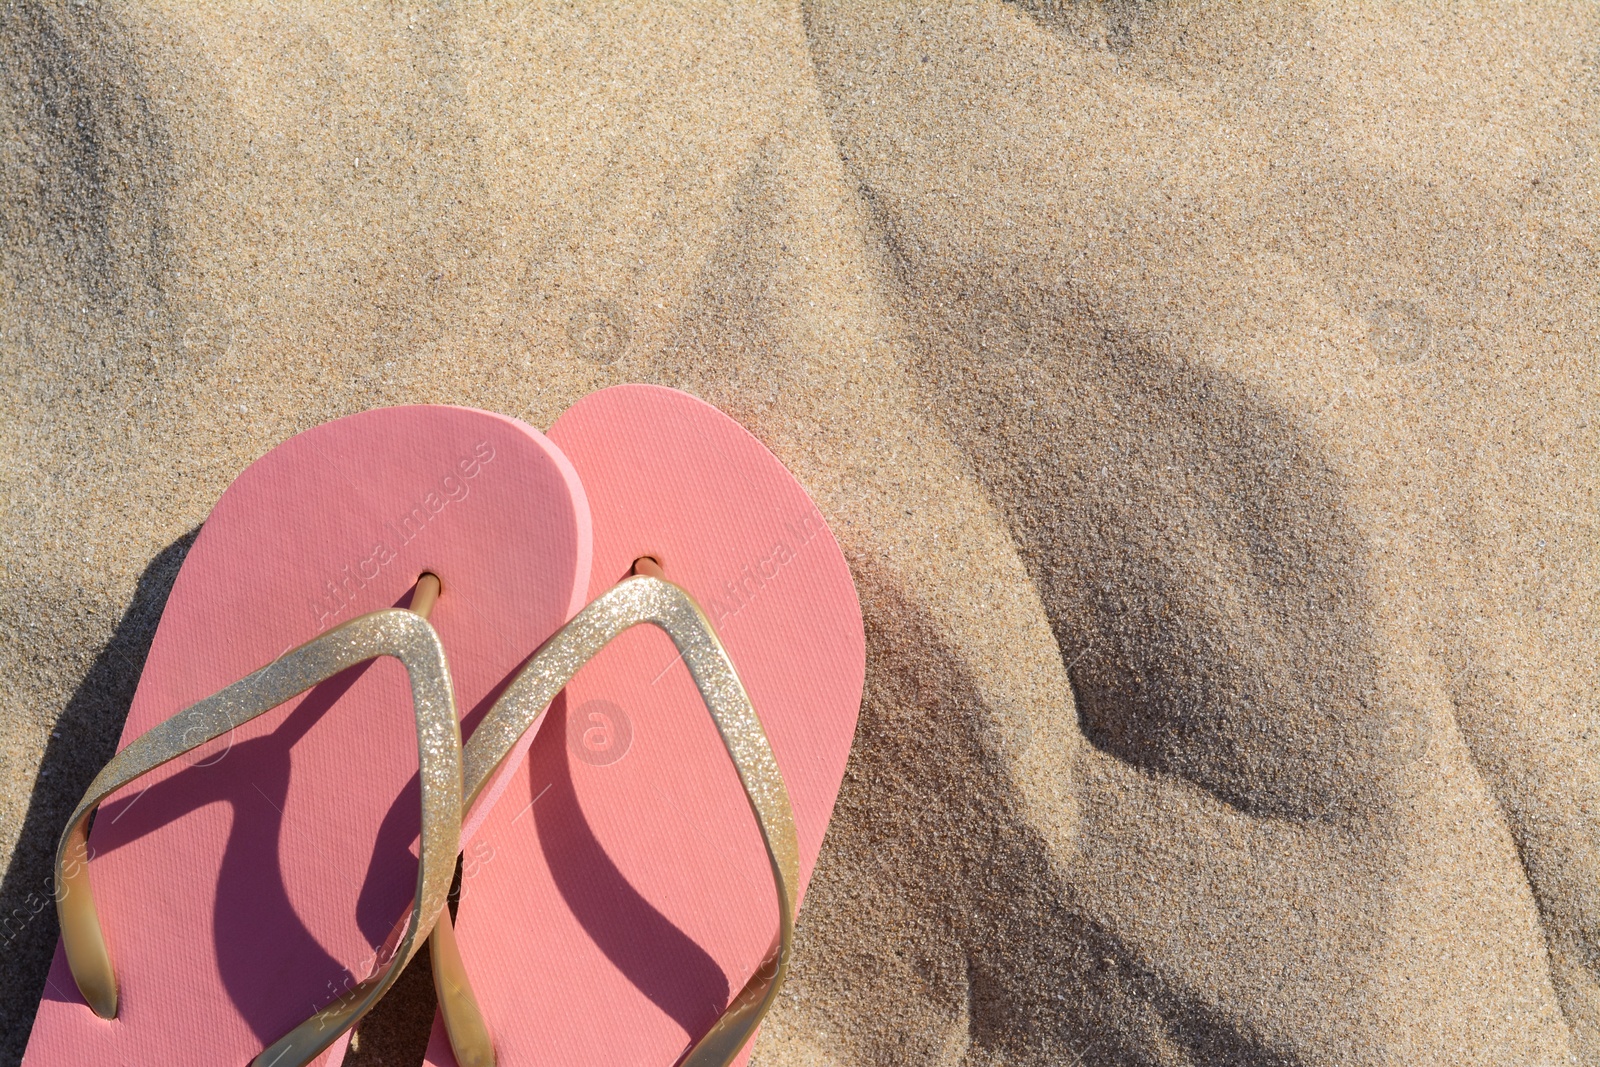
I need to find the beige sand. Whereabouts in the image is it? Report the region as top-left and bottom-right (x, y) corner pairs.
(2, 2), (1597, 1064)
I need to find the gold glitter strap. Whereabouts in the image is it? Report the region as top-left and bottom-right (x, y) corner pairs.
(431, 575), (799, 1067)
(55, 607), (462, 1067)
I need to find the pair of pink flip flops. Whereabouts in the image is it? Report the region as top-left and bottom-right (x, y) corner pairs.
(23, 385), (865, 1067)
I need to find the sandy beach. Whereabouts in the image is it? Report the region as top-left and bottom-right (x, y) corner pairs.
(3, 2), (1597, 1064)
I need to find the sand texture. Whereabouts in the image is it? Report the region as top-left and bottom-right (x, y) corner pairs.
(3, 2), (1598, 1064)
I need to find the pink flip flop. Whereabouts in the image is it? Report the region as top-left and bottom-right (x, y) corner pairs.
(23, 406), (590, 1067)
(421, 385), (864, 1067)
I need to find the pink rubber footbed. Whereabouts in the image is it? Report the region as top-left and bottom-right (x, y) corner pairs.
(423, 385), (865, 1067)
(23, 406), (590, 1067)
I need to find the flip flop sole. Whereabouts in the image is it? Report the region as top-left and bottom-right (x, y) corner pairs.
(427, 385), (864, 1066)
(23, 405), (589, 1067)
